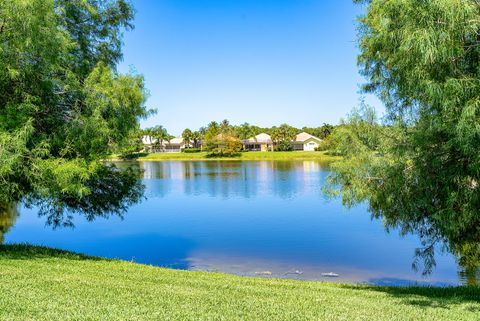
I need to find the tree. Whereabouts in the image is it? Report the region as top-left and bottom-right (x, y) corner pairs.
(319, 123), (334, 139)
(302, 124), (334, 140)
(271, 124), (297, 151)
(329, 0), (480, 273)
(219, 119), (231, 134)
(0, 0), (150, 226)
(117, 126), (145, 157)
(146, 126), (170, 152)
(203, 122), (220, 152)
(209, 134), (243, 156)
(182, 128), (193, 148)
(191, 131), (203, 149)
(203, 120), (242, 156)
(236, 122), (254, 141)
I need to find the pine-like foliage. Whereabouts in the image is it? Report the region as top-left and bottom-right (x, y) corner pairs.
(329, 0), (480, 273)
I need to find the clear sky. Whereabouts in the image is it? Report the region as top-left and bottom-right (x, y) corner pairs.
(118, 0), (383, 135)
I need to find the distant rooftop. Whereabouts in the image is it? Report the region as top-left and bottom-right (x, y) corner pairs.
(245, 133), (272, 144)
(295, 132), (321, 142)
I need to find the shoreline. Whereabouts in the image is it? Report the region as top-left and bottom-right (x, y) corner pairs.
(1, 244), (478, 320)
(110, 151), (342, 162)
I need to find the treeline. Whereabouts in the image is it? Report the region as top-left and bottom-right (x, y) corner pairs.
(120, 120), (335, 156)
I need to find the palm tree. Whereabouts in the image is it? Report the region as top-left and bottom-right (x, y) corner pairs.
(220, 119), (230, 134)
(192, 131), (203, 148)
(271, 124), (296, 151)
(182, 128), (193, 148)
(320, 123), (334, 139)
(238, 122), (253, 140)
(150, 125), (169, 152)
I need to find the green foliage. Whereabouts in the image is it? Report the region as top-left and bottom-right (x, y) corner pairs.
(271, 124), (297, 151)
(116, 127), (145, 157)
(202, 120), (243, 156)
(144, 126), (172, 151)
(191, 131), (203, 148)
(328, 0), (480, 273)
(0, 204), (17, 243)
(302, 123), (334, 139)
(181, 128), (193, 147)
(148, 122), (331, 154)
(0, 0), (149, 225)
(235, 122), (254, 140)
(183, 148), (201, 153)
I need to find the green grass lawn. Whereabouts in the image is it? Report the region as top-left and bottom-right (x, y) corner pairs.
(115, 151), (341, 162)
(1, 245), (479, 321)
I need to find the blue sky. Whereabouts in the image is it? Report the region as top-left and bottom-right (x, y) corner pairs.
(118, 0), (383, 135)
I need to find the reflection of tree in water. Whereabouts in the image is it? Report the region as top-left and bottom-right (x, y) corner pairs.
(0, 203), (18, 243)
(454, 243), (480, 286)
(19, 164), (145, 228)
(140, 161), (327, 200)
(271, 161), (299, 199)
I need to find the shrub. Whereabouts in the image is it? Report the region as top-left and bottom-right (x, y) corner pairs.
(275, 141), (293, 151)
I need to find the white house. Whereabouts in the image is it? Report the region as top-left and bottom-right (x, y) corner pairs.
(293, 132), (322, 151)
(142, 136), (190, 153)
(243, 132), (322, 152)
(164, 137), (186, 152)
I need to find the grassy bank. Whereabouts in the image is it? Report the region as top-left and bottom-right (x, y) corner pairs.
(115, 151), (341, 161)
(1, 245), (479, 320)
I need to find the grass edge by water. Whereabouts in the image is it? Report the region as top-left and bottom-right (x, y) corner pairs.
(0, 244), (479, 320)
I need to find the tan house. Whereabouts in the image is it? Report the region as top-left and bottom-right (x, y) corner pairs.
(243, 133), (274, 152)
(293, 132), (322, 151)
(243, 132), (322, 152)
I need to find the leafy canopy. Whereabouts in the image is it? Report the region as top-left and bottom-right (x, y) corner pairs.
(328, 0), (480, 273)
(0, 0), (151, 226)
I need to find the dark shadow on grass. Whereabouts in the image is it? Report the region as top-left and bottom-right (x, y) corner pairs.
(0, 244), (106, 261)
(339, 282), (480, 310)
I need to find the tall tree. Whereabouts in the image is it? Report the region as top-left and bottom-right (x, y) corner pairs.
(329, 0), (480, 272)
(182, 128), (193, 148)
(191, 131), (203, 149)
(219, 119), (231, 134)
(149, 126), (170, 151)
(236, 122), (254, 140)
(271, 124), (297, 151)
(0, 0), (150, 226)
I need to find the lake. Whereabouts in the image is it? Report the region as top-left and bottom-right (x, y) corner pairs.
(3, 160), (471, 286)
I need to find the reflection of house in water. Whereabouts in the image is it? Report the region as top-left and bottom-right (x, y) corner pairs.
(138, 161), (328, 201)
(303, 161), (321, 172)
(140, 161), (167, 179)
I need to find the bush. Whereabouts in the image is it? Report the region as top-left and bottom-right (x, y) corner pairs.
(183, 148), (201, 153)
(275, 141), (293, 151)
(315, 143), (328, 152)
(205, 134), (243, 156)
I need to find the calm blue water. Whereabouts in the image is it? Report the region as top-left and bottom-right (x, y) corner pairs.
(5, 161), (463, 285)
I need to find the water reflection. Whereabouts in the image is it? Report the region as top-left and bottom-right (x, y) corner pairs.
(3, 160), (479, 286)
(138, 160), (330, 200)
(0, 204), (18, 243)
